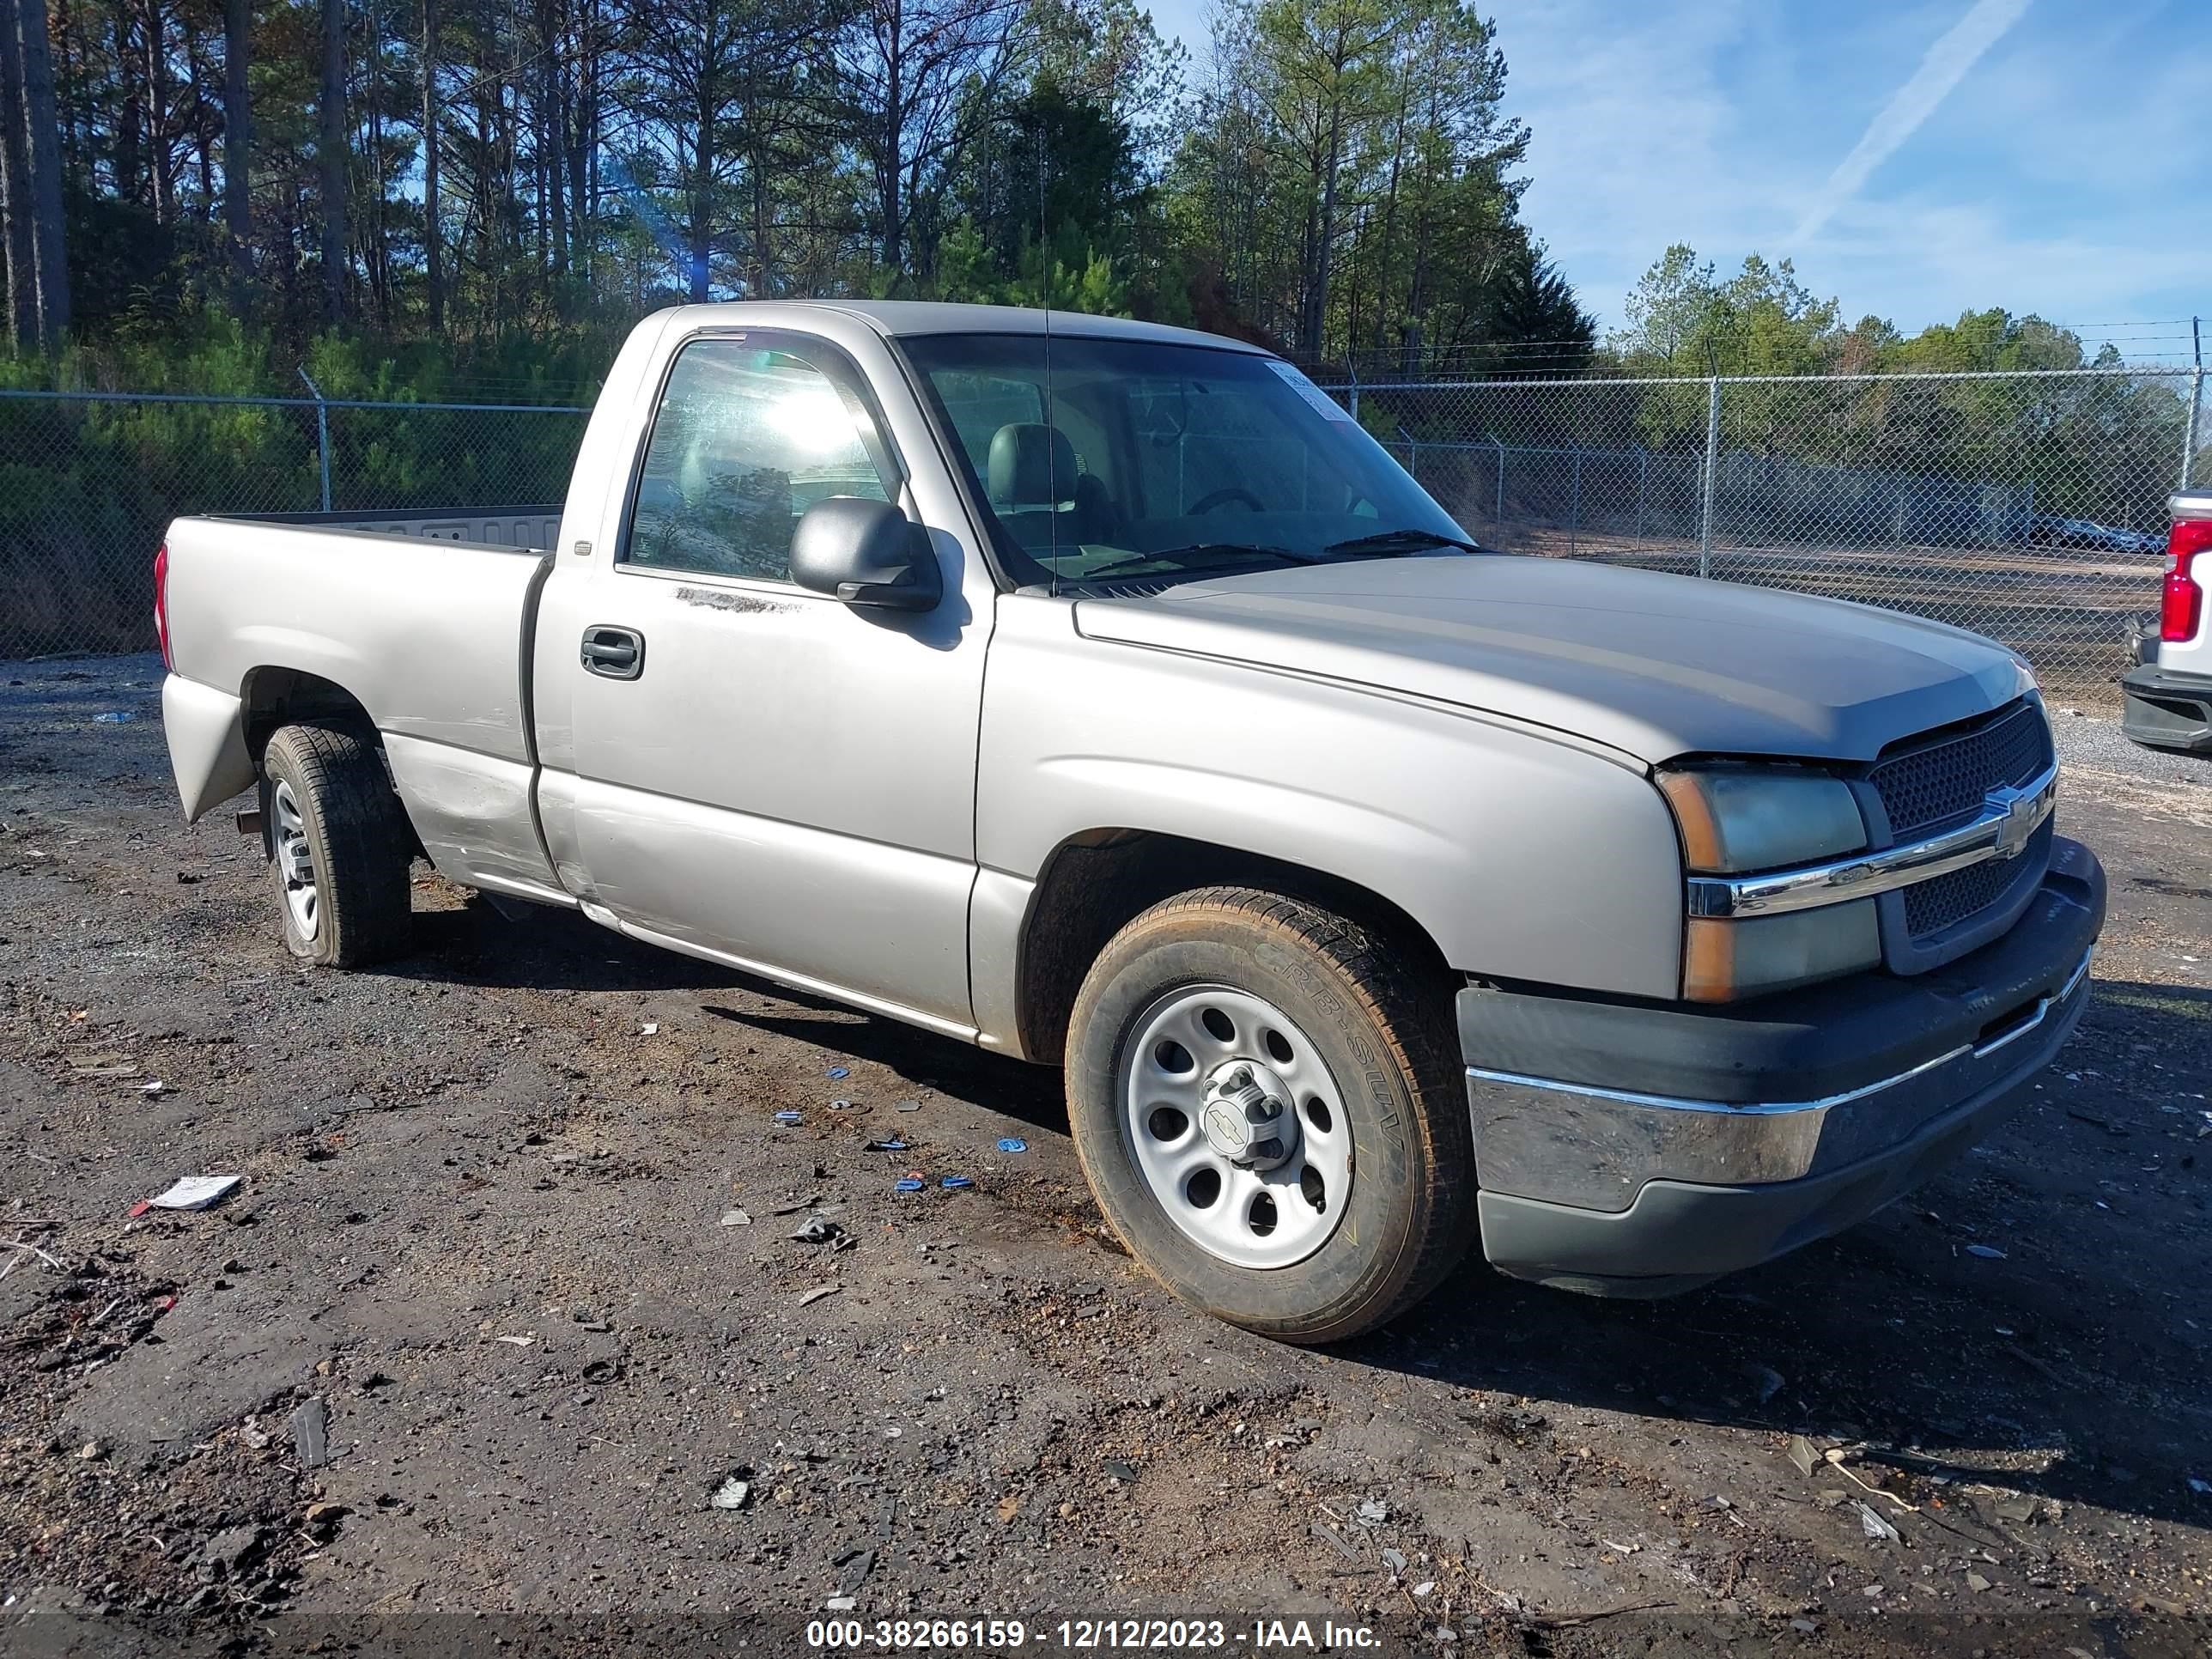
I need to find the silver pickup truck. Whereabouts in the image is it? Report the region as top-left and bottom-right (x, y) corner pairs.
(157, 301), (2106, 1341)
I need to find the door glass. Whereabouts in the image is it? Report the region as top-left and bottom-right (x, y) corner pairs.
(624, 341), (894, 582)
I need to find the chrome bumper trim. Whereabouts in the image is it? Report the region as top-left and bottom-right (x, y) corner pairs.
(1686, 761), (2059, 920)
(1465, 948), (2093, 1210)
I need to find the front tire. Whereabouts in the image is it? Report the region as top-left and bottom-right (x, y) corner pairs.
(1065, 887), (1477, 1343)
(259, 721), (414, 969)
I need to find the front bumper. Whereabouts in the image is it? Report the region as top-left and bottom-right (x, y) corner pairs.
(1462, 836), (2106, 1296)
(2122, 661), (2212, 755)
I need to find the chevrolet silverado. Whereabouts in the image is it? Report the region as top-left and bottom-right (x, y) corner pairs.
(156, 301), (2106, 1341)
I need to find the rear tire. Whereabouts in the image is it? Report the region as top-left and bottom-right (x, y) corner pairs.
(1065, 886), (1477, 1343)
(259, 721), (413, 969)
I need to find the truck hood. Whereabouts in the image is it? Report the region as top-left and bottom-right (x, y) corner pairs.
(1073, 555), (2033, 764)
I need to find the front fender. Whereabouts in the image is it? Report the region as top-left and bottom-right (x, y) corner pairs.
(976, 601), (1686, 1001)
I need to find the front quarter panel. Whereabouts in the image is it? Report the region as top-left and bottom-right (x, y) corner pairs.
(977, 597), (1686, 1000)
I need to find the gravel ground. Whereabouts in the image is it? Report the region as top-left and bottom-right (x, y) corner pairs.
(3, 656), (2209, 1658)
(2052, 704), (2212, 792)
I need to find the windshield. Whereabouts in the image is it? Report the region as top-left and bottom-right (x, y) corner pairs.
(898, 332), (1476, 589)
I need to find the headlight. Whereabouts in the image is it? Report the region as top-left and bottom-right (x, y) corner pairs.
(1656, 765), (1864, 872)
(1658, 763), (1878, 1002)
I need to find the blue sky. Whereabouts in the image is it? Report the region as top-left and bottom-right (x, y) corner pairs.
(1144, 0), (2212, 353)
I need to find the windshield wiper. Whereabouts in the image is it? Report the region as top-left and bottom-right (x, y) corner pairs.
(1080, 542), (1328, 580)
(1322, 528), (1484, 556)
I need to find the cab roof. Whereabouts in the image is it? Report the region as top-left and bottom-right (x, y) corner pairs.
(656, 299), (1273, 356)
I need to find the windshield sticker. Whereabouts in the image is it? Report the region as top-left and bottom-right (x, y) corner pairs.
(1266, 359), (1357, 422)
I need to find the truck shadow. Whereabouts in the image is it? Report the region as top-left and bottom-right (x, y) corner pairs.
(399, 897), (750, 994)
(1352, 1234), (2209, 1535)
(696, 957), (2212, 1540)
(1350, 975), (2212, 1535)
(398, 899), (2211, 1531)
(402, 895), (1078, 1132)
(700, 1000), (1072, 1133)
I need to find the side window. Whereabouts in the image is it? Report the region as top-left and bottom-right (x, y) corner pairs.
(624, 339), (895, 582)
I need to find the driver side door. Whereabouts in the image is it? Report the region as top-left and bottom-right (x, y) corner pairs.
(535, 327), (990, 1035)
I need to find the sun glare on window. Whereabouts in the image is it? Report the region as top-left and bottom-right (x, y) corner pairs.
(778, 384), (857, 455)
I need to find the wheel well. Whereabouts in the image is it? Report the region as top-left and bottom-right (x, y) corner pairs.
(1015, 830), (1451, 1065)
(238, 668), (376, 763)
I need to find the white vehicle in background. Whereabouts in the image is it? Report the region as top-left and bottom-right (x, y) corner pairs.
(2123, 489), (2212, 753)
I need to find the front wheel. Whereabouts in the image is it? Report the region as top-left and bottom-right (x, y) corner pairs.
(1065, 887), (1477, 1343)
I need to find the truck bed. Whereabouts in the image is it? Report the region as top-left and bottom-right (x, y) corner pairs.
(161, 511), (566, 902)
(164, 512), (554, 763)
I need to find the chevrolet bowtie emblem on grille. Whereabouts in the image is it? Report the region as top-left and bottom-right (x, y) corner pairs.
(1985, 778), (2047, 860)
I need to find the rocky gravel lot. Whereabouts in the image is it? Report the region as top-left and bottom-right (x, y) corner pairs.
(3, 656), (2210, 1657)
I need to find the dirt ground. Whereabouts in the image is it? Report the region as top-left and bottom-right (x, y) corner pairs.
(3, 656), (2210, 1658)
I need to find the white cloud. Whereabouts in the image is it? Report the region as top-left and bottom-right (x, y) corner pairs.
(1506, 0), (2209, 334)
(1499, 0), (1796, 325)
(1809, 193), (2210, 337)
(1149, 0), (2209, 335)
(1789, 0), (2033, 243)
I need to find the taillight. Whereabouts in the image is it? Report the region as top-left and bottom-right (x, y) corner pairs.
(153, 542), (173, 670)
(2162, 519), (2212, 643)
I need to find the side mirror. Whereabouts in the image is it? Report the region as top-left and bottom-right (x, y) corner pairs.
(790, 496), (943, 612)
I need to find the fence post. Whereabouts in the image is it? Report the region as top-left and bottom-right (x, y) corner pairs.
(1346, 361), (1359, 423)
(1493, 437), (1505, 526)
(1635, 447), (1648, 538)
(2185, 316), (2203, 491)
(1698, 374), (1722, 579)
(298, 368), (332, 513)
(1569, 446), (1582, 555)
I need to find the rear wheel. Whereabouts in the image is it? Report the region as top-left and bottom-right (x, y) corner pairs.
(1065, 886), (1477, 1343)
(258, 721), (413, 968)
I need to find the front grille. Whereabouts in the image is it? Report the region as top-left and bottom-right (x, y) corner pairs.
(1869, 699), (2055, 952)
(1869, 700), (2051, 839)
(1902, 820), (2053, 938)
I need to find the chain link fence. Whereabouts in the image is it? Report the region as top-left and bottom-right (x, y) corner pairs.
(1326, 364), (2208, 708)
(3, 366), (2206, 707)
(0, 390), (588, 659)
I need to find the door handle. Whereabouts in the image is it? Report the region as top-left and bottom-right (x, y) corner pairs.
(580, 625), (644, 680)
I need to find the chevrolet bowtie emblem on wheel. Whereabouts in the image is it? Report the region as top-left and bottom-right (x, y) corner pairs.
(1987, 777), (2051, 860)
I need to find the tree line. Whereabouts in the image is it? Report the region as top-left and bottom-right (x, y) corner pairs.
(11, 0), (2180, 396)
(1376, 242), (2203, 543)
(0, 0), (1603, 377)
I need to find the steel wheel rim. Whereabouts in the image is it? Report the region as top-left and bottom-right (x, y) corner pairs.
(1116, 984), (1352, 1269)
(271, 779), (319, 940)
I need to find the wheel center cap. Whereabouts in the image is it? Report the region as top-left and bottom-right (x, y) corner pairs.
(279, 837), (314, 883)
(1198, 1060), (1297, 1171)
